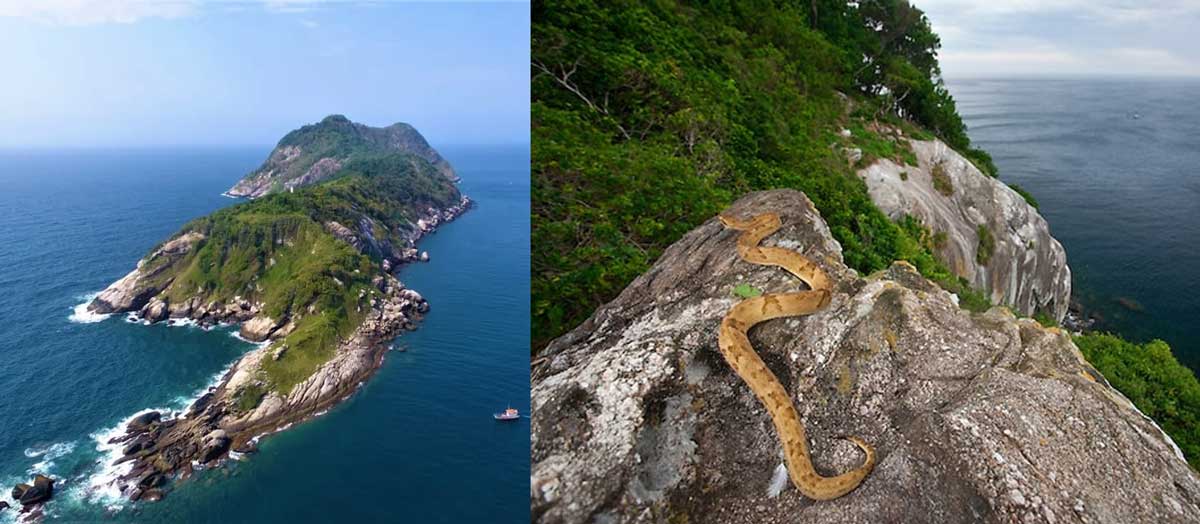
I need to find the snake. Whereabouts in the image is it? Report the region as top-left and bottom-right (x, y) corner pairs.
(717, 212), (876, 500)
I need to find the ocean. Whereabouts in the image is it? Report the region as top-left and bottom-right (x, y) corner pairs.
(948, 77), (1200, 371)
(0, 144), (530, 522)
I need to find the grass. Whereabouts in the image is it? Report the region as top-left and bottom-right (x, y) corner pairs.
(849, 122), (918, 168)
(135, 154), (453, 395)
(976, 224), (995, 266)
(234, 382), (268, 413)
(932, 162), (954, 196)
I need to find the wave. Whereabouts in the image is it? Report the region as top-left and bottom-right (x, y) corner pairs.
(229, 329), (271, 347)
(67, 292), (110, 324)
(23, 441), (77, 476)
(73, 357), (243, 511)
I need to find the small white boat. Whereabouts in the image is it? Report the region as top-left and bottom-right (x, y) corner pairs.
(493, 407), (520, 421)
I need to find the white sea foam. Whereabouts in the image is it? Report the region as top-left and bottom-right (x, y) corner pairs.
(167, 317), (199, 328)
(229, 329), (270, 347)
(68, 292), (110, 324)
(83, 407), (167, 506)
(73, 358), (244, 510)
(23, 441), (77, 476)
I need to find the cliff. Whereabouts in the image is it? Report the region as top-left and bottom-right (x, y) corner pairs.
(225, 115), (457, 199)
(86, 120), (470, 502)
(531, 190), (1198, 523)
(856, 134), (1071, 321)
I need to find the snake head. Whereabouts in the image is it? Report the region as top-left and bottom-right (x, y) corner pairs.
(719, 212), (780, 230)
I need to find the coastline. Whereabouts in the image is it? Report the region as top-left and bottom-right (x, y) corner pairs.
(78, 195), (473, 503)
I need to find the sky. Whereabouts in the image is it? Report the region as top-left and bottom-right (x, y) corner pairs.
(918, 0), (1200, 78)
(0, 1), (530, 148)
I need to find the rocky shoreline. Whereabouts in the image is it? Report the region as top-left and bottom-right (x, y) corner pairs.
(81, 196), (472, 502)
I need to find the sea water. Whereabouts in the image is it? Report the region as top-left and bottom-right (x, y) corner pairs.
(949, 77), (1200, 371)
(0, 145), (530, 522)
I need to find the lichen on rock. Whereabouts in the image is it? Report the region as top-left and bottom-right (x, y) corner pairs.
(531, 189), (1199, 523)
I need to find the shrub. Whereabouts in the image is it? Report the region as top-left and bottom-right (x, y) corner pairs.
(931, 162), (953, 196)
(1075, 333), (1200, 468)
(976, 224), (995, 266)
(1008, 183), (1040, 209)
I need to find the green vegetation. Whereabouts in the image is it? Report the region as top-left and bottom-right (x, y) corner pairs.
(975, 224), (995, 266)
(1076, 333), (1200, 468)
(532, 0), (996, 350)
(1032, 311), (1058, 328)
(1008, 182), (1039, 209)
(848, 122), (917, 167)
(931, 162), (953, 196)
(145, 152), (458, 397)
(234, 383), (268, 412)
(250, 115), (441, 191)
(732, 284), (763, 299)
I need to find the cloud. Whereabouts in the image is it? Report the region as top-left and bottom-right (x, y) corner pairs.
(920, 0), (1200, 77)
(0, 0), (198, 25)
(263, 0), (325, 14)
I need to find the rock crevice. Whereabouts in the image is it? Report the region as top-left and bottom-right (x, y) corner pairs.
(531, 189), (1197, 524)
(857, 139), (1070, 321)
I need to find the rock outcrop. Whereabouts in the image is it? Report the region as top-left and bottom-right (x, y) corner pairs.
(531, 190), (1198, 523)
(88, 231), (205, 314)
(10, 474), (54, 508)
(225, 115), (457, 199)
(857, 138), (1070, 321)
(103, 272), (424, 502)
(321, 195), (471, 268)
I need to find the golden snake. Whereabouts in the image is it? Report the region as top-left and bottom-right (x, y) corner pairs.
(717, 212), (875, 500)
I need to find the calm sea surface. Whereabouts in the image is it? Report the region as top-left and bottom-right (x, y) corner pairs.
(0, 144), (530, 522)
(949, 77), (1200, 370)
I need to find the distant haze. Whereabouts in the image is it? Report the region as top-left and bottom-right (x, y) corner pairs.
(0, 1), (530, 148)
(919, 0), (1200, 78)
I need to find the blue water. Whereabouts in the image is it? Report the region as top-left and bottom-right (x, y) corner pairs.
(948, 77), (1200, 370)
(0, 145), (530, 522)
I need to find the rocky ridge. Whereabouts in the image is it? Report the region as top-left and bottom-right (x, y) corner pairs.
(856, 134), (1071, 321)
(102, 272), (422, 503)
(531, 190), (1198, 523)
(225, 115), (458, 199)
(84, 189), (470, 502)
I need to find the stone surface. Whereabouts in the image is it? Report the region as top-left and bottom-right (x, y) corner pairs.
(531, 189), (1198, 523)
(100, 272), (428, 501)
(858, 139), (1070, 321)
(239, 315), (282, 342)
(88, 231), (204, 314)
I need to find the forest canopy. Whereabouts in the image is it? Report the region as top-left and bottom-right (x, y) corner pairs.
(532, 0), (990, 350)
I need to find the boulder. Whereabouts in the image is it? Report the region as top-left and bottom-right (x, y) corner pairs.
(858, 138), (1070, 321)
(240, 315), (282, 342)
(11, 484), (28, 501)
(138, 473), (165, 489)
(419, 251), (430, 262)
(141, 488), (165, 502)
(123, 435), (152, 456)
(126, 411), (161, 433)
(531, 190), (1200, 523)
(140, 297), (169, 323)
(0, 500), (9, 511)
(16, 475), (52, 506)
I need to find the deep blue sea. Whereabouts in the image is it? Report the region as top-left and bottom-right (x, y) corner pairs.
(949, 77), (1200, 370)
(0, 144), (530, 522)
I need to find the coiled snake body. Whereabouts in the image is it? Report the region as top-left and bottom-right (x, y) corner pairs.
(717, 212), (875, 500)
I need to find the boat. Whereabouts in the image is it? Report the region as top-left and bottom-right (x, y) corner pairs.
(494, 407), (520, 421)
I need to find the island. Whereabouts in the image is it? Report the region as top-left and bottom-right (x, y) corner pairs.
(84, 114), (470, 502)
